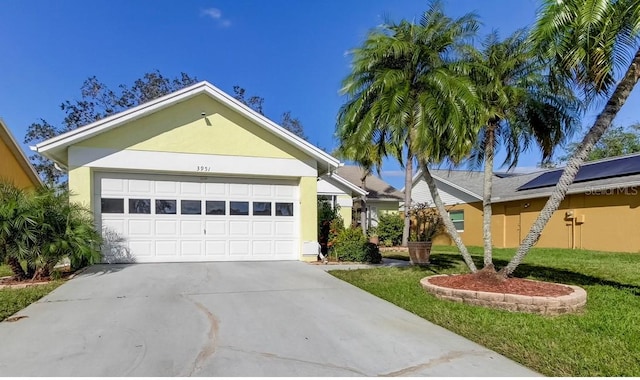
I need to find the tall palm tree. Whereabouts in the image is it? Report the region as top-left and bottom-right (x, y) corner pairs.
(466, 30), (580, 271)
(337, 1), (482, 272)
(503, 0), (640, 276)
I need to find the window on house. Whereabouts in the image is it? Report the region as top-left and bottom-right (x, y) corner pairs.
(156, 200), (177, 214)
(230, 201), (249, 215)
(275, 202), (294, 216)
(253, 202), (272, 216)
(450, 210), (464, 231)
(129, 199), (151, 214)
(181, 200), (202, 215)
(101, 198), (124, 214)
(206, 201), (226, 215)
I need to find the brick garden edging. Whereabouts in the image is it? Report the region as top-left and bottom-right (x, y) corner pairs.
(420, 275), (587, 316)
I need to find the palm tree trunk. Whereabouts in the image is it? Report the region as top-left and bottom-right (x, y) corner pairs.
(482, 125), (496, 268)
(6, 256), (27, 281)
(421, 161), (477, 273)
(402, 150), (413, 246)
(360, 177), (367, 235)
(501, 46), (640, 277)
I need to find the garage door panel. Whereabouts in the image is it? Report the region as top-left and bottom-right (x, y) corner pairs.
(129, 241), (153, 257)
(205, 241), (226, 256)
(229, 221), (249, 236)
(229, 240), (250, 256)
(252, 241), (273, 255)
(181, 240), (203, 256)
(97, 173), (299, 262)
(156, 241), (177, 256)
(128, 220), (153, 236)
(156, 220), (178, 235)
(180, 220), (202, 236)
(252, 221), (273, 235)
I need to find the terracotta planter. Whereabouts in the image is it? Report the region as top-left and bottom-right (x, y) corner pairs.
(369, 236), (379, 245)
(407, 241), (432, 265)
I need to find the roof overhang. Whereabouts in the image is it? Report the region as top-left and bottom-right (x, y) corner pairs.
(31, 81), (341, 172)
(0, 118), (42, 186)
(407, 168), (482, 201)
(319, 173), (368, 196)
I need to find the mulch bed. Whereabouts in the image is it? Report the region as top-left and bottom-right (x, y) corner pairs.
(429, 274), (574, 297)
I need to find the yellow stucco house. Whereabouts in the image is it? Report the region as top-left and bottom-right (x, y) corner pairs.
(0, 119), (41, 189)
(410, 155), (640, 253)
(32, 81), (345, 263)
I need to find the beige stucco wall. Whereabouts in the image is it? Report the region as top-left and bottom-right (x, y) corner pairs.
(337, 194), (353, 228)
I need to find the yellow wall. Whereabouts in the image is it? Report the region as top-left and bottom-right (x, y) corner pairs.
(436, 190), (640, 253)
(299, 176), (318, 261)
(68, 166), (92, 208)
(0, 137), (38, 189)
(369, 201), (401, 216)
(77, 94), (310, 162)
(337, 194), (353, 228)
(432, 202), (484, 246)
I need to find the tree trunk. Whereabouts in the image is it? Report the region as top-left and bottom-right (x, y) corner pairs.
(421, 161), (477, 273)
(482, 125), (496, 268)
(360, 177), (367, 235)
(6, 256), (27, 281)
(501, 46), (640, 277)
(402, 150), (413, 247)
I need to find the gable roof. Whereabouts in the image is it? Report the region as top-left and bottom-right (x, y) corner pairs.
(335, 165), (404, 201)
(406, 168), (486, 201)
(32, 81), (341, 171)
(0, 118), (41, 186)
(318, 173), (368, 196)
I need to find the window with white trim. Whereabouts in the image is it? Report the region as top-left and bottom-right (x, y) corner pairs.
(450, 210), (464, 232)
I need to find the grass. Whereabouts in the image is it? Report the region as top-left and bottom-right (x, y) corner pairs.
(332, 245), (640, 377)
(0, 263), (64, 321)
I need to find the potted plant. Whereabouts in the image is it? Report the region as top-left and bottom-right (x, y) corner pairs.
(407, 203), (443, 265)
(367, 226), (379, 245)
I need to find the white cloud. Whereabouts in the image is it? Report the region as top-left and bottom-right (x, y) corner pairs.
(201, 7), (231, 28)
(201, 8), (221, 19)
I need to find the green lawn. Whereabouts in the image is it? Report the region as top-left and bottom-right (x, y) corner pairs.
(333, 246), (640, 377)
(0, 264), (64, 321)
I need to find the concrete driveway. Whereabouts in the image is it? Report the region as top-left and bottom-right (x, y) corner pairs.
(0, 262), (538, 376)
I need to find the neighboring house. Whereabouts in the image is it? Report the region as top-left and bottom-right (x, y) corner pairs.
(32, 81), (342, 263)
(410, 154), (640, 253)
(334, 165), (404, 228)
(317, 171), (367, 228)
(0, 118), (41, 188)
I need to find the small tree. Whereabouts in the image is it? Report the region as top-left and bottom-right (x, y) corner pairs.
(408, 203), (444, 242)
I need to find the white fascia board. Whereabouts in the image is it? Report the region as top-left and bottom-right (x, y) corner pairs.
(331, 174), (368, 196)
(430, 175), (482, 200)
(33, 81), (340, 169)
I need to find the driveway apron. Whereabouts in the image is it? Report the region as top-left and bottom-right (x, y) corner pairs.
(0, 262), (539, 376)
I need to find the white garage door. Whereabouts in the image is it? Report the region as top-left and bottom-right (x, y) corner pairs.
(95, 173), (299, 263)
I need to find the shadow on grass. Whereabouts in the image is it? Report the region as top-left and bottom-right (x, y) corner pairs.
(403, 253), (640, 296)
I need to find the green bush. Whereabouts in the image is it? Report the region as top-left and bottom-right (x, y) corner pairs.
(377, 213), (404, 246)
(364, 242), (382, 264)
(333, 227), (375, 262)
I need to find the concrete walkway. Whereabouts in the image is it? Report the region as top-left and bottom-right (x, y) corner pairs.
(0, 261), (539, 376)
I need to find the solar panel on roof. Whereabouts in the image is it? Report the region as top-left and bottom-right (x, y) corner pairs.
(517, 154), (640, 191)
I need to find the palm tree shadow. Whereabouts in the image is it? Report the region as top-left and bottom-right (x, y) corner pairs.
(423, 253), (640, 296)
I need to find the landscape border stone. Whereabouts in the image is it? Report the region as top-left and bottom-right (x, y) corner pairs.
(420, 274), (587, 316)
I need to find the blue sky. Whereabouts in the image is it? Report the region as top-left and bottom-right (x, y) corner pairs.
(1, 0), (639, 189)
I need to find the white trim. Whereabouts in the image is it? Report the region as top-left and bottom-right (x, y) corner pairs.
(406, 168), (482, 200)
(33, 81), (340, 169)
(69, 147), (317, 178)
(319, 173), (367, 196)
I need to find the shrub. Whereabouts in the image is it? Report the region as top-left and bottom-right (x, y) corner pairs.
(333, 227), (374, 262)
(377, 212), (404, 246)
(363, 242), (382, 264)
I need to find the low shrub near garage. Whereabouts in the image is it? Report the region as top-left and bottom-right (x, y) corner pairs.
(377, 213), (404, 246)
(363, 243), (382, 264)
(333, 227), (381, 262)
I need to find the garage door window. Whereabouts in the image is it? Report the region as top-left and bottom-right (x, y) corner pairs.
(230, 201), (249, 215)
(129, 199), (151, 214)
(156, 200), (177, 214)
(253, 202), (272, 216)
(206, 201), (226, 215)
(181, 200), (202, 215)
(101, 198), (124, 213)
(275, 202), (294, 216)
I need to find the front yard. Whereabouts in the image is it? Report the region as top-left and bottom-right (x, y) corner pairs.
(332, 246), (640, 377)
(0, 264), (63, 321)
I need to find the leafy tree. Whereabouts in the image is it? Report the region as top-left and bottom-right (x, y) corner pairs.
(559, 124), (640, 162)
(232, 86), (307, 140)
(337, 1), (482, 273)
(24, 71), (198, 184)
(466, 30), (580, 271)
(505, 0), (640, 276)
(0, 182), (37, 280)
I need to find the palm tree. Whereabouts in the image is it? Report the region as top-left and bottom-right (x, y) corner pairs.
(336, 1), (482, 272)
(503, 0), (640, 276)
(0, 182), (38, 280)
(466, 30), (580, 271)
